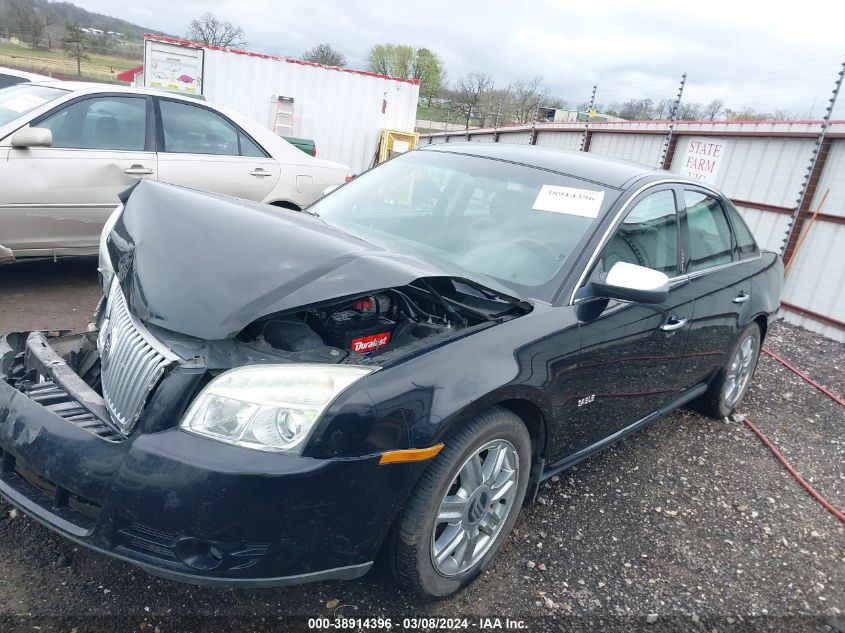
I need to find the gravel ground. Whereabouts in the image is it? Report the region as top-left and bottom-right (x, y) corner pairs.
(0, 260), (843, 633)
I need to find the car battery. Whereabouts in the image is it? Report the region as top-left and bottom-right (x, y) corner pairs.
(323, 310), (396, 354)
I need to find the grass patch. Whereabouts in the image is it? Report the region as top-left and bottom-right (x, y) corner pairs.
(0, 41), (140, 83)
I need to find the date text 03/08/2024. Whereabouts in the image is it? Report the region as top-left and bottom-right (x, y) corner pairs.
(307, 617), (528, 630)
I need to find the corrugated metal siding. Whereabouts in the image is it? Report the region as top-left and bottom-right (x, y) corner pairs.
(781, 222), (845, 342)
(196, 48), (419, 174)
(535, 131), (582, 151)
(733, 206), (791, 253)
(497, 131), (532, 145)
(670, 136), (814, 208)
(588, 132), (664, 167)
(469, 134), (496, 143)
(809, 140), (845, 217)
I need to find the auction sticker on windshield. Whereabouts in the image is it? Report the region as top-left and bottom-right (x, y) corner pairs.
(532, 185), (604, 218)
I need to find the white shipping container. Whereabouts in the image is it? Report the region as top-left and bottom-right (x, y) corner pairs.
(143, 35), (420, 174)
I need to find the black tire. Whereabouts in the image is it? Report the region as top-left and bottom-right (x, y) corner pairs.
(689, 323), (761, 419)
(389, 407), (531, 597)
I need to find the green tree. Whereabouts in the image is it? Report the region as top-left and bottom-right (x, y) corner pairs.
(63, 22), (89, 76)
(302, 43), (346, 67)
(366, 44), (445, 104)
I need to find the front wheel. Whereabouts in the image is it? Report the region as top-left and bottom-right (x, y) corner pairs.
(389, 407), (531, 597)
(690, 323), (761, 419)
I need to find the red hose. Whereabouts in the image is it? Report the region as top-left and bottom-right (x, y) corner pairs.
(735, 346), (845, 524)
(737, 412), (845, 524)
(762, 347), (845, 407)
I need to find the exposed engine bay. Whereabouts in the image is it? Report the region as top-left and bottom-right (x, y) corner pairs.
(239, 277), (528, 361)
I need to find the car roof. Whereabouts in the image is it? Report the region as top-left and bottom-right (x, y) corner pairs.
(27, 80), (210, 104)
(420, 142), (663, 189)
(0, 66), (60, 82)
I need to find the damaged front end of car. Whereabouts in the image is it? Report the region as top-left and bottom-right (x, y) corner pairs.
(0, 181), (530, 586)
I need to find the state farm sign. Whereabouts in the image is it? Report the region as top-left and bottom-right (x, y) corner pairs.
(678, 137), (727, 184)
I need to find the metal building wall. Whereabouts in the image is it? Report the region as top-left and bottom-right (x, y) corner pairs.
(159, 41), (419, 174)
(535, 130), (582, 151)
(782, 223), (845, 342)
(497, 131), (533, 144)
(670, 136), (816, 208)
(589, 132), (664, 166)
(808, 140), (845, 218)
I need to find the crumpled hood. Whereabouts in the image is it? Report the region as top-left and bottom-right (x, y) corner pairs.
(111, 181), (450, 340)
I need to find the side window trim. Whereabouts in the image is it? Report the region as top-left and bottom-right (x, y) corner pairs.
(29, 93), (154, 152)
(153, 96), (270, 158)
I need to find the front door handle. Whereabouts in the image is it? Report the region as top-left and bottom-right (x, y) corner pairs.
(660, 316), (688, 332)
(250, 168), (272, 177)
(733, 292), (750, 304)
(124, 165), (154, 176)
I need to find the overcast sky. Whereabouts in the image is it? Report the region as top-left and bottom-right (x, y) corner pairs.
(75, 0), (844, 117)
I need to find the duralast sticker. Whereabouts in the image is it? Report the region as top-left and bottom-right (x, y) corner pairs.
(532, 185), (604, 218)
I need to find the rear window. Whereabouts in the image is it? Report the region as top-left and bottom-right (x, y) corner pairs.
(725, 203), (759, 257)
(0, 73), (27, 90)
(0, 83), (68, 127)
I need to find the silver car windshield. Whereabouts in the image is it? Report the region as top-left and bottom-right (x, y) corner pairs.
(312, 150), (618, 301)
(0, 83), (68, 127)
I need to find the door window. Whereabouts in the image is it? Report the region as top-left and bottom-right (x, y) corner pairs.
(684, 190), (734, 272)
(38, 96), (147, 151)
(159, 100), (240, 156)
(602, 189), (679, 276)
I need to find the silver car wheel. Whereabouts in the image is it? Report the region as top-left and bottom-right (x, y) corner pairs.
(430, 439), (519, 577)
(723, 335), (757, 407)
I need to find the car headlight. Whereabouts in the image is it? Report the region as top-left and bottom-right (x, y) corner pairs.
(180, 364), (377, 454)
(98, 204), (123, 293)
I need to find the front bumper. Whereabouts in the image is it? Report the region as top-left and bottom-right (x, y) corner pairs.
(0, 332), (424, 587)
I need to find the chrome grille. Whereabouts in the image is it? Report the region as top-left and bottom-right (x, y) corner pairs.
(99, 280), (176, 432)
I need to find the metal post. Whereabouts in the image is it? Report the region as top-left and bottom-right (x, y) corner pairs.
(658, 73), (686, 169)
(579, 85), (597, 152)
(782, 59), (845, 263)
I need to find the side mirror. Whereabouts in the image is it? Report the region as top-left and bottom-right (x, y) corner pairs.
(10, 127), (52, 148)
(590, 261), (669, 304)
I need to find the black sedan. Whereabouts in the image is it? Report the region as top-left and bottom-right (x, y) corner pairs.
(0, 143), (783, 597)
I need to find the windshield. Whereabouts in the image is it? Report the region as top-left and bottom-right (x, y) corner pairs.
(311, 150), (618, 301)
(0, 83), (68, 127)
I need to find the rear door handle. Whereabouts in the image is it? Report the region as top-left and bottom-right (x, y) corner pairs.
(733, 292), (750, 304)
(250, 168), (272, 177)
(660, 316), (688, 332)
(124, 165), (154, 176)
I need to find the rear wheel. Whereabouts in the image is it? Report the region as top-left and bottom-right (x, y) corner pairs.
(690, 323), (761, 419)
(389, 407), (531, 597)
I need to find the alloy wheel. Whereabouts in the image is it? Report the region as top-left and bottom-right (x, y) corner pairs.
(724, 335), (756, 407)
(430, 439), (519, 576)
